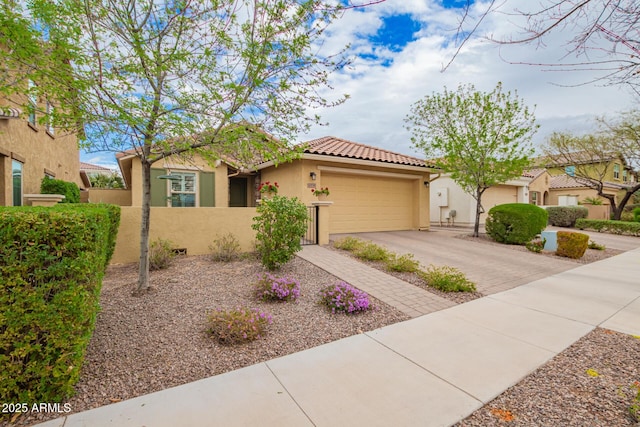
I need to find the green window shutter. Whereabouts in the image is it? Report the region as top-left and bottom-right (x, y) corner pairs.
(150, 169), (167, 206)
(200, 172), (215, 207)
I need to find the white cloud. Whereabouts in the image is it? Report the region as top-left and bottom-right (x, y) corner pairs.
(302, 0), (638, 156)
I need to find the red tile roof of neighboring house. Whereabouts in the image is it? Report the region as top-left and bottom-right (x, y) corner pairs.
(303, 136), (427, 167)
(80, 161), (112, 172)
(549, 175), (593, 189)
(0, 106), (21, 119)
(522, 168), (547, 179)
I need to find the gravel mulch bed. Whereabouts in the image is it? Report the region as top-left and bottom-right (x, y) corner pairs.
(327, 244), (482, 304)
(455, 232), (623, 264)
(5, 255), (409, 427)
(456, 328), (640, 427)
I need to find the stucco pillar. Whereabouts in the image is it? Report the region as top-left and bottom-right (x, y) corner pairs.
(311, 201), (333, 245)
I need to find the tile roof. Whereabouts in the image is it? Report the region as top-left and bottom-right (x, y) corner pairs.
(0, 106), (21, 119)
(302, 136), (427, 167)
(549, 175), (592, 189)
(522, 168), (547, 179)
(536, 151), (624, 167)
(80, 161), (112, 172)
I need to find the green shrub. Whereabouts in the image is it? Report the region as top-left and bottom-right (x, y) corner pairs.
(581, 197), (603, 205)
(0, 205), (119, 405)
(575, 218), (640, 236)
(353, 242), (390, 262)
(149, 238), (175, 270)
(525, 238), (546, 253)
(634, 207), (640, 222)
(333, 236), (364, 251)
(621, 211), (634, 222)
(588, 240), (606, 251)
(385, 253), (420, 273)
(252, 195), (309, 270)
(545, 206), (589, 227)
(209, 233), (241, 262)
(207, 307), (272, 344)
(556, 231), (589, 259)
(40, 177), (80, 203)
(417, 265), (476, 292)
(485, 203), (548, 245)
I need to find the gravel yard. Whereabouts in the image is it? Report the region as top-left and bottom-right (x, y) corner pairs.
(4, 233), (639, 427)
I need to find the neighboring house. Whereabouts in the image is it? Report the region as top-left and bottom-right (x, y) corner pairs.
(523, 168), (551, 206)
(539, 151), (636, 185)
(429, 173), (531, 226)
(112, 136), (435, 233)
(0, 93), (82, 206)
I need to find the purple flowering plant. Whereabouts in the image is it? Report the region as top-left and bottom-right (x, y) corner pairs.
(254, 273), (301, 302)
(208, 307), (273, 344)
(319, 281), (371, 314)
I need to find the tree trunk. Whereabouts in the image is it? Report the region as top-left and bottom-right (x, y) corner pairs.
(473, 188), (485, 238)
(136, 160), (152, 294)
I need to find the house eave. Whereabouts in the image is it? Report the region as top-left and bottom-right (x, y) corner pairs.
(255, 153), (438, 173)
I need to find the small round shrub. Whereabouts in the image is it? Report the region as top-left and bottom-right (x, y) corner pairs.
(485, 203), (548, 245)
(525, 238), (546, 253)
(333, 236), (364, 251)
(209, 232), (241, 262)
(353, 242), (390, 262)
(254, 273), (300, 302)
(319, 282), (371, 314)
(149, 238), (175, 270)
(556, 231), (589, 259)
(546, 206), (589, 227)
(385, 253), (420, 273)
(417, 265), (476, 293)
(634, 207), (640, 222)
(208, 307), (272, 344)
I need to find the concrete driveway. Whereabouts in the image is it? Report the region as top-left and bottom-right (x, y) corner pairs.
(331, 228), (639, 295)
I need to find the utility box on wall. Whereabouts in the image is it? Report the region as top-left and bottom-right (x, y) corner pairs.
(435, 187), (449, 207)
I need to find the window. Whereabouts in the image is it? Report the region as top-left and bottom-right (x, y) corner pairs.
(27, 80), (37, 127)
(531, 191), (539, 206)
(46, 101), (54, 135)
(564, 165), (575, 176)
(169, 172), (196, 207)
(12, 160), (23, 206)
(623, 169), (628, 182)
(613, 164), (620, 180)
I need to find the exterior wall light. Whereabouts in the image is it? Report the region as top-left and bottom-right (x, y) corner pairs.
(310, 172), (317, 180)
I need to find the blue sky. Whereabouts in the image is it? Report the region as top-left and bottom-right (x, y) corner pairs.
(82, 0), (638, 169)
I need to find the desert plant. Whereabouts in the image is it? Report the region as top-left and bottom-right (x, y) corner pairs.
(333, 236), (364, 251)
(417, 265), (477, 292)
(252, 195), (309, 270)
(485, 203), (548, 245)
(254, 273), (300, 302)
(630, 381), (640, 423)
(385, 253), (420, 273)
(258, 181), (279, 194)
(546, 206), (589, 227)
(209, 233), (241, 262)
(311, 187), (330, 196)
(556, 231), (589, 259)
(525, 238), (546, 253)
(208, 307), (272, 344)
(581, 196), (603, 205)
(149, 238), (175, 270)
(319, 282), (371, 314)
(353, 242), (390, 262)
(588, 240), (606, 251)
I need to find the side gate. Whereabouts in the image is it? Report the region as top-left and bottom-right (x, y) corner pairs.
(302, 205), (318, 245)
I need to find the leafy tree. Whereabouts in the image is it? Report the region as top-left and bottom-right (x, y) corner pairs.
(406, 82), (538, 237)
(1, 0), (359, 293)
(89, 173), (124, 189)
(544, 115), (640, 220)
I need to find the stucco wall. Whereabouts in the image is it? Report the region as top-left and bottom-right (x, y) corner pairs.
(0, 108), (80, 206)
(88, 188), (132, 205)
(111, 207), (258, 264)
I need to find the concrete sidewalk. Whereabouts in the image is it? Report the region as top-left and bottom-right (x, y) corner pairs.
(37, 248), (640, 427)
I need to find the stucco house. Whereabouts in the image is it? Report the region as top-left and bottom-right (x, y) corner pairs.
(0, 93), (82, 206)
(107, 136), (434, 233)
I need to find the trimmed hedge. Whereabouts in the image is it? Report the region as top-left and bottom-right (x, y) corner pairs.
(545, 206), (588, 227)
(0, 204), (120, 405)
(40, 177), (81, 203)
(485, 203), (548, 245)
(556, 231), (589, 259)
(575, 218), (640, 236)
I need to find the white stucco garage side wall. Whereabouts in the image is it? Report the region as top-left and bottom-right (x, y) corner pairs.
(429, 174), (532, 226)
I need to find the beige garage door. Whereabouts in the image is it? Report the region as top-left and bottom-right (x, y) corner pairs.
(323, 173), (415, 233)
